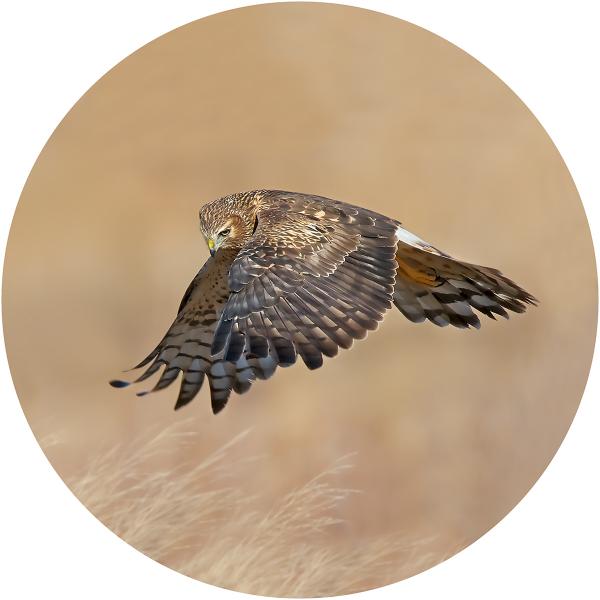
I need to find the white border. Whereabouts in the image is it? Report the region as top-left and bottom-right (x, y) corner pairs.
(1, 2), (598, 599)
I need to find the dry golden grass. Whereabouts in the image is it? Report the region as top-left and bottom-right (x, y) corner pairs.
(58, 423), (449, 597)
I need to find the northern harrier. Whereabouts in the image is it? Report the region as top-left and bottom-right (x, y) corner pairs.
(110, 190), (537, 413)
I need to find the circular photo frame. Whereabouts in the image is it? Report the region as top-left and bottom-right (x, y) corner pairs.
(3, 3), (597, 597)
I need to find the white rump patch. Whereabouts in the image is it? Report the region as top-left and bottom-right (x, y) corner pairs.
(395, 226), (446, 256)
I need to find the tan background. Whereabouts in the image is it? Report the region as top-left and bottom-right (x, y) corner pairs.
(2, 2), (597, 593)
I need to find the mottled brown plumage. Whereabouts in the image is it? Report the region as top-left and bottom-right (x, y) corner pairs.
(110, 190), (537, 413)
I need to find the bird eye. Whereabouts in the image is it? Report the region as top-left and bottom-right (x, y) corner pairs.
(218, 228), (231, 238)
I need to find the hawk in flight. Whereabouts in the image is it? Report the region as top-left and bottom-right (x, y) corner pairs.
(111, 190), (537, 413)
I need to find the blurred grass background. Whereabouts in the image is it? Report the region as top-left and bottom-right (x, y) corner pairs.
(58, 424), (446, 596)
(2, 3), (596, 591)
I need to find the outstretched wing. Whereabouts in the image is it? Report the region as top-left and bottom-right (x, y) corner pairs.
(111, 193), (400, 413)
(211, 193), (399, 377)
(392, 226), (537, 328)
(110, 252), (274, 414)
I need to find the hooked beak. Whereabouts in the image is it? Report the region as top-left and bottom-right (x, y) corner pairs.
(208, 238), (216, 257)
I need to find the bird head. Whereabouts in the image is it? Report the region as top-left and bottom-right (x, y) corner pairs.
(199, 193), (259, 256)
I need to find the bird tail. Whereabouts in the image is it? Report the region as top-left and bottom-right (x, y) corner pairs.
(392, 244), (537, 328)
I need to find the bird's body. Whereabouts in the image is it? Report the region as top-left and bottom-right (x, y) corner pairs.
(110, 190), (536, 413)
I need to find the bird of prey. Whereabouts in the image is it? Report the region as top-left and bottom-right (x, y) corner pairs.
(110, 190), (537, 413)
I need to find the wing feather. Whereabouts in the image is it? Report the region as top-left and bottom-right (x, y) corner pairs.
(211, 193), (398, 376)
(392, 227), (537, 328)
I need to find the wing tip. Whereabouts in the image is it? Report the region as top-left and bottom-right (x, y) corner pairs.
(211, 396), (229, 414)
(109, 379), (131, 388)
(174, 396), (193, 411)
